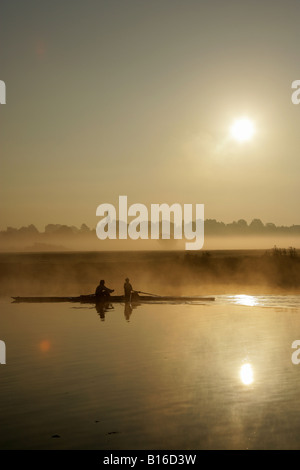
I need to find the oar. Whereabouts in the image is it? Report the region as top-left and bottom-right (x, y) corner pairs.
(134, 290), (161, 297)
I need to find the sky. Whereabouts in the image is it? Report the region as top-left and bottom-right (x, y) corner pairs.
(1, 0), (300, 231)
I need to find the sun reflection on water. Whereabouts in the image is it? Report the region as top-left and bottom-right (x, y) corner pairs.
(240, 363), (254, 385)
(233, 295), (258, 307)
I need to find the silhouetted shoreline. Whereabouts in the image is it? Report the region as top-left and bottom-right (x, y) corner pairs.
(0, 219), (299, 252)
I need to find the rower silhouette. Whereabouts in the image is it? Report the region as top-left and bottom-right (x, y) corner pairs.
(95, 280), (114, 299)
(124, 278), (133, 302)
(124, 278), (141, 303)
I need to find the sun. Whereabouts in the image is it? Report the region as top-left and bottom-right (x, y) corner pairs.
(230, 117), (255, 142)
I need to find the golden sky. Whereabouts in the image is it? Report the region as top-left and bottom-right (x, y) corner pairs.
(1, 0), (300, 230)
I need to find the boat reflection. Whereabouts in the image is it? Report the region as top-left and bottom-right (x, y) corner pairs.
(124, 302), (133, 321)
(95, 301), (141, 321)
(95, 301), (114, 321)
(124, 301), (141, 321)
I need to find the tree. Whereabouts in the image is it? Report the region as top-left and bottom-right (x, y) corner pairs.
(249, 219), (265, 232)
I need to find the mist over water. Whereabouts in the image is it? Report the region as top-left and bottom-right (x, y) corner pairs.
(0, 249), (299, 299)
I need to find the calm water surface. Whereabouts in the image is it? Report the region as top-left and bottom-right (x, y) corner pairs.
(1, 295), (300, 449)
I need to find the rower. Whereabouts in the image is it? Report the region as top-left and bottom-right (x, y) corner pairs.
(124, 278), (140, 302)
(95, 280), (114, 299)
(124, 278), (133, 302)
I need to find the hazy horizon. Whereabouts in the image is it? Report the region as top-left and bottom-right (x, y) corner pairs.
(1, 213), (300, 252)
(2, 215), (300, 231)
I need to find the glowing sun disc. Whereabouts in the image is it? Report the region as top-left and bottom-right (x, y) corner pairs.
(230, 118), (255, 142)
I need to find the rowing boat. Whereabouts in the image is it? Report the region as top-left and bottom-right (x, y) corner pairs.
(11, 294), (215, 304)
